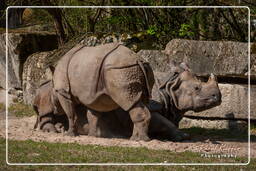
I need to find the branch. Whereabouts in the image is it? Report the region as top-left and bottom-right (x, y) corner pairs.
(220, 9), (246, 41)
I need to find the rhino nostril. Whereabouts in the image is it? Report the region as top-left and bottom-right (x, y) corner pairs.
(211, 94), (217, 100)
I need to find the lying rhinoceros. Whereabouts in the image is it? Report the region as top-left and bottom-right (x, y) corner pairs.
(52, 43), (155, 141)
(151, 60), (222, 127)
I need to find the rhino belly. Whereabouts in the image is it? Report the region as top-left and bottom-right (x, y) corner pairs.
(85, 94), (119, 112)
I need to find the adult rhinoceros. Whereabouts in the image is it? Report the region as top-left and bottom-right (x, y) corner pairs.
(52, 43), (155, 141)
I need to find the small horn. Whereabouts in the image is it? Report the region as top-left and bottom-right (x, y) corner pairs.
(208, 73), (217, 82)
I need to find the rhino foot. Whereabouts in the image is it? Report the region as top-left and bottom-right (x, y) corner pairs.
(130, 135), (151, 141)
(64, 130), (77, 136)
(42, 123), (58, 133)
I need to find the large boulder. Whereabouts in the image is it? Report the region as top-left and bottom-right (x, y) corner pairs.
(0, 32), (58, 90)
(137, 50), (170, 72)
(139, 39), (255, 80)
(22, 51), (55, 104)
(163, 39), (254, 79)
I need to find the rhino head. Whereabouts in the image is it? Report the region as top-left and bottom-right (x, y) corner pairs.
(159, 61), (222, 115)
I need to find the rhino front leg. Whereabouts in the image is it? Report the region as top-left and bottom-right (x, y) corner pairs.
(129, 102), (151, 141)
(56, 93), (77, 136)
(149, 112), (190, 141)
(87, 110), (100, 137)
(39, 115), (58, 133)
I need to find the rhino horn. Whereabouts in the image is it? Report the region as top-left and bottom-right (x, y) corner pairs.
(208, 73), (217, 83)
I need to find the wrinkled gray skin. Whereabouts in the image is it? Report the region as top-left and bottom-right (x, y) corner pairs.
(34, 60), (221, 141)
(52, 43), (155, 141)
(33, 80), (88, 134)
(152, 61), (222, 127)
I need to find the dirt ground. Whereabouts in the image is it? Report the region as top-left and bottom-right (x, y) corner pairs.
(0, 112), (255, 159)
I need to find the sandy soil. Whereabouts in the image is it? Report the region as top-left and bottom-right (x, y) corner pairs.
(0, 114), (255, 159)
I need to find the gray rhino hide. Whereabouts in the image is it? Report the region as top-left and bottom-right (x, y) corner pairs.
(53, 43), (151, 111)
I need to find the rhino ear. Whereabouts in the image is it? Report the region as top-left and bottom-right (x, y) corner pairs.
(49, 65), (55, 74)
(165, 77), (181, 109)
(180, 62), (191, 72)
(169, 60), (182, 73)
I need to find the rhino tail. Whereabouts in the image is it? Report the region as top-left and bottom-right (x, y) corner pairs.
(33, 105), (39, 130)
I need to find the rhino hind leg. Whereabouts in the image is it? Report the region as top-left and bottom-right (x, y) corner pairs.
(129, 102), (151, 141)
(149, 112), (190, 141)
(87, 110), (115, 138)
(56, 93), (78, 136)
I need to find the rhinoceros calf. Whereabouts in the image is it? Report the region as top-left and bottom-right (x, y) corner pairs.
(52, 43), (155, 141)
(33, 80), (88, 134)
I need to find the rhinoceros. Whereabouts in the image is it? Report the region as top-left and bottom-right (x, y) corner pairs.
(52, 43), (155, 141)
(33, 59), (221, 141)
(151, 60), (222, 127)
(33, 80), (88, 135)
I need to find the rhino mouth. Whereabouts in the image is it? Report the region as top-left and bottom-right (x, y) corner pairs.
(193, 98), (222, 112)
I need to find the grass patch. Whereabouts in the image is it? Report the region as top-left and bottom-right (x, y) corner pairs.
(0, 103), (5, 112)
(8, 102), (36, 117)
(0, 137), (255, 170)
(251, 124), (256, 136)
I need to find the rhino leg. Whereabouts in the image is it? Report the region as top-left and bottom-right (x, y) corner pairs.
(87, 110), (115, 138)
(39, 115), (58, 133)
(56, 93), (77, 136)
(129, 102), (151, 141)
(149, 112), (190, 141)
(87, 110), (99, 137)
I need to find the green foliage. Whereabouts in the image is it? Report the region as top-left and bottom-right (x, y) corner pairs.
(8, 102), (36, 117)
(179, 24), (195, 38)
(0, 103), (5, 112)
(146, 25), (157, 35)
(1, 0), (252, 47)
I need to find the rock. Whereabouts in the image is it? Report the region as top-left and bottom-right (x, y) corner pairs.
(0, 88), (17, 105)
(0, 32), (58, 90)
(179, 117), (248, 130)
(164, 39), (254, 79)
(137, 50), (170, 72)
(23, 51), (54, 104)
(184, 83), (255, 120)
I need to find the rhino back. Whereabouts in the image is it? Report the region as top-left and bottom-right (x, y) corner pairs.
(67, 43), (151, 111)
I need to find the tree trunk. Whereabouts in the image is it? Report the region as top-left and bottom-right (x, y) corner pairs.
(8, 8), (25, 29)
(42, 0), (66, 45)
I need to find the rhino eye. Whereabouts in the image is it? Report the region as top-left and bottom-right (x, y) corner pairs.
(194, 86), (200, 91)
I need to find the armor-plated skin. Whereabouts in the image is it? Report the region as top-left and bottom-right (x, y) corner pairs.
(52, 43), (154, 141)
